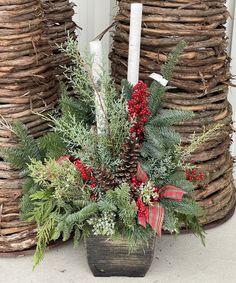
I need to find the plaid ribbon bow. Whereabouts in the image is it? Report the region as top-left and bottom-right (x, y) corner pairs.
(137, 163), (186, 236)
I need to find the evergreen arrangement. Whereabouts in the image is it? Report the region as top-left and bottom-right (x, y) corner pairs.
(2, 39), (221, 268)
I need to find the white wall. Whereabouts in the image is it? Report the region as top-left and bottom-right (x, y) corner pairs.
(73, 0), (117, 57)
(230, 1), (236, 84)
(228, 0), (236, 154)
(226, 0), (235, 53)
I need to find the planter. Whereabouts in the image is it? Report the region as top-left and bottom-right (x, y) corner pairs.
(85, 235), (156, 277)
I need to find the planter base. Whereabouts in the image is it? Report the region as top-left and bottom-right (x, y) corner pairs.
(85, 235), (156, 277)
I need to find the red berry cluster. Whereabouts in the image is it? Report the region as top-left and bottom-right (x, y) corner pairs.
(131, 177), (143, 189)
(128, 81), (151, 141)
(73, 159), (96, 189)
(136, 197), (149, 218)
(186, 169), (205, 182)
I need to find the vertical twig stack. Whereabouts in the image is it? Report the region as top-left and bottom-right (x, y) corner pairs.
(0, 0), (58, 253)
(110, 0), (236, 226)
(41, 0), (77, 81)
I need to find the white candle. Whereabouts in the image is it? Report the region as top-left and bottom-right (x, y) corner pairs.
(89, 40), (107, 134)
(90, 40), (103, 83)
(127, 3), (143, 86)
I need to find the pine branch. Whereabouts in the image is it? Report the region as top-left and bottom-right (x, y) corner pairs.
(158, 126), (181, 147)
(163, 208), (179, 233)
(0, 122), (43, 172)
(161, 198), (203, 217)
(66, 203), (98, 225)
(148, 41), (186, 117)
(168, 172), (195, 193)
(181, 215), (206, 246)
(73, 226), (82, 247)
(148, 82), (166, 116)
(149, 109), (194, 127)
(162, 40), (187, 81)
(98, 200), (117, 213)
(37, 132), (69, 160)
(123, 224), (154, 253)
(20, 178), (41, 220)
(60, 92), (95, 126)
(121, 79), (133, 100)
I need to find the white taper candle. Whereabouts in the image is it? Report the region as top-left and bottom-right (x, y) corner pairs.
(90, 40), (107, 134)
(127, 3), (143, 85)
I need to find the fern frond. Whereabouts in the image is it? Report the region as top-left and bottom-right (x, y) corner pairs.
(33, 216), (56, 268)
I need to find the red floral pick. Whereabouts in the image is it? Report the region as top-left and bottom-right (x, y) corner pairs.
(128, 81), (151, 141)
(73, 159), (95, 183)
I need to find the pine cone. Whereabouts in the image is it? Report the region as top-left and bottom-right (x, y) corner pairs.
(94, 137), (141, 190)
(94, 168), (118, 191)
(115, 137), (140, 184)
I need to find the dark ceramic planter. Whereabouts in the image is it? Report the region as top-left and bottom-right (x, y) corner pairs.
(85, 235), (156, 277)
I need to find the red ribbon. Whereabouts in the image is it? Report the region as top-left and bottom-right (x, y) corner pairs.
(136, 163), (186, 236)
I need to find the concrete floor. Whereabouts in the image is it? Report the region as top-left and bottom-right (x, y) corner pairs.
(0, 214), (236, 283)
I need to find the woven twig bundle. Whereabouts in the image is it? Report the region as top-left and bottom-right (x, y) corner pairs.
(0, 0), (77, 253)
(110, 0), (235, 226)
(0, 0), (58, 253)
(41, 0), (77, 81)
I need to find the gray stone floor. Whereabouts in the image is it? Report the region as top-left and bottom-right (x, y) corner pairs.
(0, 213), (236, 283)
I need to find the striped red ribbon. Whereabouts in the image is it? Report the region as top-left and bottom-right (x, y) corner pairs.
(137, 163), (186, 236)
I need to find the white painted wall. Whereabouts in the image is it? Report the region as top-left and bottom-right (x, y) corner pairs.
(226, 0), (235, 52)
(228, 0), (236, 155)
(73, 0), (117, 57)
